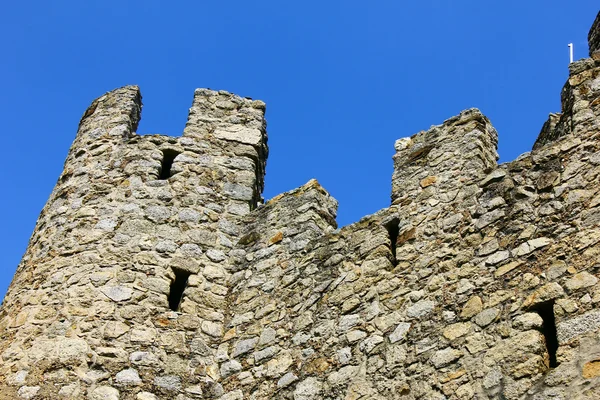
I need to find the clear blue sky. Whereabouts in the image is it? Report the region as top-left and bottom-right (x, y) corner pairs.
(0, 1), (597, 300)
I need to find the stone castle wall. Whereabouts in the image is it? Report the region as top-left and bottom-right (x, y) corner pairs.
(1, 10), (600, 400)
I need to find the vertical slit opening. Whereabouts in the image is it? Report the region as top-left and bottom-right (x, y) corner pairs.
(532, 300), (559, 368)
(168, 268), (191, 311)
(159, 149), (180, 180)
(385, 218), (400, 267)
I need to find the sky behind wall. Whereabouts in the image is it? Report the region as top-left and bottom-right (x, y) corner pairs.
(0, 1), (598, 299)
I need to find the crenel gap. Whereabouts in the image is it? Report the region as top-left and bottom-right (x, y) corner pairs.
(159, 149), (180, 180)
(168, 268), (191, 311)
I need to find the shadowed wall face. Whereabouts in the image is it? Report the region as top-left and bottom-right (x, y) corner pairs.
(589, 11), (600, 57)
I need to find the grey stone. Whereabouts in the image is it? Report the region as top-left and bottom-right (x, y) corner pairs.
(82, 369), (110, 384)
(277, 372), (298, 388)
(328, 365), (359, 386)
(178, 208), (200, 223)
(431, 347), (463, 368)
(90, 386), (119, 400)
(337, 347), (352, 365)
(557, 309), (600, 343)
(136, 392), (158, 400)
(155, 240), (177, 253)
(215, 126), (263, 146)
(359, 334), (384, 354)
(220, 360), (242, 378)
(389, 322), (411, 343)
(480, 169), (506, 186)
(223, 183), (254, 201)
(232, 337), (258, 358)
(476, 209), (506, 229)
(185, 386), (203, 396)
(346, 329), (367, 343)
(254, 346), (279, 362)
(486, 251), (510, 265)
(100, 286), (133, 302)
(201, 321), (223, 338)
(206, 249), (226, 262)
(456, 278), (475, 294)
(477, 238), (500, 256)
(9, 370), (27, 385)
(259, 327), (277, 346)
(95, 219), (117, 231)
(115, 368), (142, 385)
(153, 375), (181, 391)
(58, 384), (81, 397)
(220, 390), (244, 400)
(442, 310), (456, 322)
(294, 377), (323, 400)
(483, 367), (503, 389)
(416, 338), (437, 354)
(292, 332), (310, 346)
(190, 338), (211, 356)
(130, 351), (160, 366)
(474, 308), (500, 327)
(407, 299), (435, 318)
(385, 344), (407, 366)
(180, 243), (202, 258)
(513, 313), (543, 330)
(547, 262), (567, 280)
(145, 205), (171, 222)
(338, 314), (361, 332)
(215, 343), (229, 362)
(17, 386), (40, 400)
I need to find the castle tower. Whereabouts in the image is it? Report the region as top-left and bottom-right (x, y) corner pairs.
(1, 9), (600, 400)
(0, 86), (269, 399)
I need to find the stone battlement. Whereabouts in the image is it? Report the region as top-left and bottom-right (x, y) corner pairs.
(1, 10), (600, 400)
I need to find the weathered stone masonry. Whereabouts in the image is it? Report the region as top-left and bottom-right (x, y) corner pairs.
(1, 10), (600, 400)
(590, 12), (600, 58)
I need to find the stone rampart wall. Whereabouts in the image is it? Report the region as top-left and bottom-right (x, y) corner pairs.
(214, 55), (600, 397)
(0, 10), (599, 400)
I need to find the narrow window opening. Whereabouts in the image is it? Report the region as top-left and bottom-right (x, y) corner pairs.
(532, 300), (559, 368)
(168, 268), (191, 311)
(159, 149), (180, 180)
(385, 218), (400, 267)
